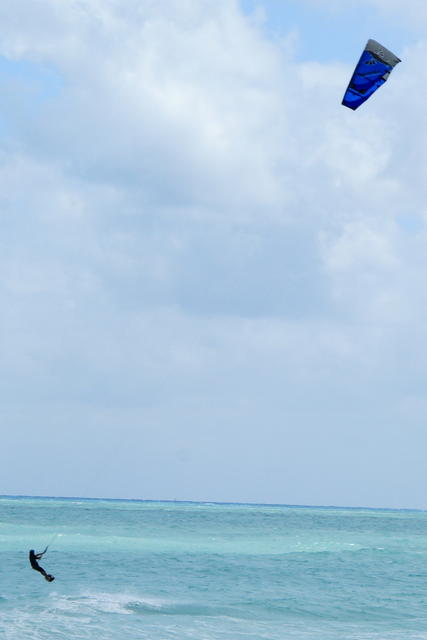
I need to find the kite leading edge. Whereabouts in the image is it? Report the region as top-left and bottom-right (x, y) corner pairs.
(342, 39), (401, 110)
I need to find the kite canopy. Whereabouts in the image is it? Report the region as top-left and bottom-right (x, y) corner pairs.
(342, 39), (401, 110)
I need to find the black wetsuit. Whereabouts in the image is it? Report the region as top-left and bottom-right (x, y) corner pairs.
(29, 550), (55, 581)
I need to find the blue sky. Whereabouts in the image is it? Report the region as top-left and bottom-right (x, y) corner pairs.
(0, 0), (426, 508)
(240, 0), (414, 62)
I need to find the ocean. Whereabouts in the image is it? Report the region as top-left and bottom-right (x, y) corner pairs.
(1, 497), (427, 639)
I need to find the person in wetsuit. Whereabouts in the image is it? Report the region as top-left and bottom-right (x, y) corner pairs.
(29, 549), (55, 582)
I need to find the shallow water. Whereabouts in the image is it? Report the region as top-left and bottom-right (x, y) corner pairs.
(2, 497), (427, 639)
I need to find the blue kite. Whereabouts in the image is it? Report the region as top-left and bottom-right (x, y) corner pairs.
(342, 39), (401, 110)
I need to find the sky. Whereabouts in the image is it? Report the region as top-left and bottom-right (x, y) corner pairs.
(0, 0), (426, 508)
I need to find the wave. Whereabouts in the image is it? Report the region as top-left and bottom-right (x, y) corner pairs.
(126, 599), (246, 618)
(48, 591), (248, 620)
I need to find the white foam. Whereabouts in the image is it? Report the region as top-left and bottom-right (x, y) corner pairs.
(49, 590), (172, 617)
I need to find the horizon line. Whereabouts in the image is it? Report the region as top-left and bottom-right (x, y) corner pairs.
(0, 494), (425, 513)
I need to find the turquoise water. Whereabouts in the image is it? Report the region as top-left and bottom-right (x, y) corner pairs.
(2, 497), (427, 639)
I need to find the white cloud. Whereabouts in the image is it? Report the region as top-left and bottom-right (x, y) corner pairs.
(1, 0), (427, 505)
(0, 0), (290, 220)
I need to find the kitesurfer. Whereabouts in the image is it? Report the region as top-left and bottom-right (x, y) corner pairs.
(29, 549), (55, 582)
